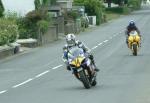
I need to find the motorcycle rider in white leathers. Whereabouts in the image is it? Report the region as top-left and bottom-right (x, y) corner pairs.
(62, 33), (99, 72)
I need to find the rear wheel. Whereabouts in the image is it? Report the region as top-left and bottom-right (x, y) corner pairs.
(91, 80), (97, 86)
(133, 44), (137, 56)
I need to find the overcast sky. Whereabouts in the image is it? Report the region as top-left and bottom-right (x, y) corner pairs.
(2, 0), (35, 16)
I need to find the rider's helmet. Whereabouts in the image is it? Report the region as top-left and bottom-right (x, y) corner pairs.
(129, 20), (135, 27)
(66, 33), (76, 47)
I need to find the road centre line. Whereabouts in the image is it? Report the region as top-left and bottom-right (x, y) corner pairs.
(35, 70), (50, 78)
(52, 65), (63, 70)
(10, 65), (63, 89)
(35, 65), (63, 78)
(0, 90), (7, 94)
(91, 46), (98, 50)
(12, 78), (33, 88)
(103, 40), (109, 43)
(98, 42), (103, 46)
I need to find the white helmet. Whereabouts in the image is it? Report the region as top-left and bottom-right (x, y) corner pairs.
(66, 33), (76, 47)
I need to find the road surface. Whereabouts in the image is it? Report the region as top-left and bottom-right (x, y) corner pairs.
(0, 5), (150, 103)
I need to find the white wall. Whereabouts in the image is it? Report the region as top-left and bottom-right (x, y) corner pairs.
(147, 0), (150, 4)
(2, 0), (35, 16)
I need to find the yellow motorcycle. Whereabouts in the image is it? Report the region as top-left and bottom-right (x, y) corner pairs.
(128, 30), (141, 56)
(68, 47), (97, 89)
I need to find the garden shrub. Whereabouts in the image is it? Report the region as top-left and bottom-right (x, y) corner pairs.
(105, 6), (131, 14)
(128, 0), (142, 10)
(0, 18), (19, 46)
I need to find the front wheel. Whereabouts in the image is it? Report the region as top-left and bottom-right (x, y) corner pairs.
(79, 70), (91, 89)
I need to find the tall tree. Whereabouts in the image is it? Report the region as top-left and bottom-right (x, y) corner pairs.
(34, 0), (41, 10)
(34, 0), (56, 10)
(107, 0), (112, 7)
(0, 0), (4, 17)
(112, 0), (125, 6)
(74, 0), (104, 25)
(34, 0), (49, 10)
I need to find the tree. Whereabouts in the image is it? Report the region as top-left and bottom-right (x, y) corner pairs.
(107, 0), (112, 7)
(0, 0), (4, 17)
(34, 0), (41, 10)
(112, 0), (125, 6)
(74, 0), (105, 25)
(128, 0), (142, 9)
(34, 0), (56, 10)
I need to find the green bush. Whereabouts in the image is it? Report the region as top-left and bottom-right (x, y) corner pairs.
(17, 10), (52, 39)
(74, 0), (105, 25)
(84, 0), (105, 25)
(4, 11), (18, 23)
(105, 6), (131, 14)
(128, 0), (142, 10)
(67, 11), (79, 20)
(17, 17), (29, 39)
(0, 18), (19, 46)
(37, 20), (49, 34)
(18, 10), (45, 39)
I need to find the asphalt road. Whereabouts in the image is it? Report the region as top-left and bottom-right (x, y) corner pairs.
(0, 5), (150, 103)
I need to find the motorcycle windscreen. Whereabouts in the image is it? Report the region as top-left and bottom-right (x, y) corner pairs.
(68, 47), (85, 67)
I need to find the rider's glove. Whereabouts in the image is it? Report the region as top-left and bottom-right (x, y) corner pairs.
(67, 66), (71, 71)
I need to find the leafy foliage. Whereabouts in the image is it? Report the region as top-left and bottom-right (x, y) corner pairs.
(128, 0), (142, 9)
(74, 0), (105, 25)
(37, 20), (49, 34)
(66, 11), (79, 20)
(34, 0), (56, 10)
(112, 0), (142, 9)
(0, 0), (4, 17)
(105, 6), (130, 14)
(0, 18), (19, 46)
(17, 10), (50, 39)
(17, 0), (53, 39)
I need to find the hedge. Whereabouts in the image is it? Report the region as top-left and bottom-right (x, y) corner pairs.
(128, 0), (142, 10)
(105, 6), (131, 14)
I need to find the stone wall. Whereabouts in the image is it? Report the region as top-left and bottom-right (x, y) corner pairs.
(41, 26), (58, 44)
(64, 19), (81, 35)
(0, 46), (15, 59)
(52, 16), (65, 34)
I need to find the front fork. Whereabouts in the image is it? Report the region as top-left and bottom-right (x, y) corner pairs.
(128, 42), (139, 49)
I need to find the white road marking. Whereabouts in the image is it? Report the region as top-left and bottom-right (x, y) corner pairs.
(0, 90), (7, 94)
(35, 70), (50, 78)
(103, 40), (109, 43)
(91, 46), (98, 50)
(52, 65), (63, 70)
(88, 49), (92, 52)
(12, 78), (33, 88)
(98, 42), (103, 46)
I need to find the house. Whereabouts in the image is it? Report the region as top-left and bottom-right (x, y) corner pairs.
(48, 5), (62, 17)
(56, 0), (73, 10)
